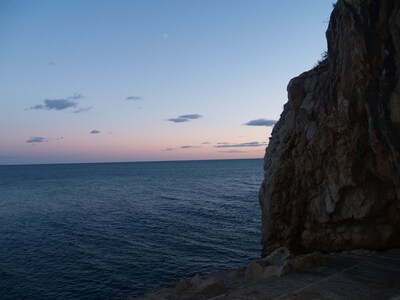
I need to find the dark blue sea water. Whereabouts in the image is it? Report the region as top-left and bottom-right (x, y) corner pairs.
(0, 159), (263, 300)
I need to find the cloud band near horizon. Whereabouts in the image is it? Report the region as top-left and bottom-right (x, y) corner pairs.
(244, 118), (277, 126)
(214, 141), (266, 148)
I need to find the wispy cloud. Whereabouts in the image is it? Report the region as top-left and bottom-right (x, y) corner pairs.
(31, 104), (45, 110)
(26, 137), (47, 143)
(30, 93), (84, 111)
(202, 141), (211, 145)
(68, 93), (83, 100)
(243, 118), (277, 126)
(72, 107), (92, 114)
(25, 136), (63, 144)
(163, 145), (201, 151)
(126, 96), (142, 101)
(214, 141), (266, 148)
(90, 130), (101, 134)
(180, 145), (200, 149)
(48, 137), (64, 141)
(168, 113), (203, 123)
(217, 150), (247, 153)
(168, 118), (189, 123)
(178, 114), (202, 120)
(43, 99), (77, 110)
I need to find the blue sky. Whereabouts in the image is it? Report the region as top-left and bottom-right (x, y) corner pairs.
(0, 0), (335, 165)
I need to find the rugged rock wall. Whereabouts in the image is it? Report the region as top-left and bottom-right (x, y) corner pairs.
(260, 0), (400, 256)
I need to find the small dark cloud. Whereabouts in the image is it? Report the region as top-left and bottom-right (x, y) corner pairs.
(31, 104), (45, 110)
(72, 107), (92, 114)
(180, 145), (200, 149)
(126, 96), (142, 101)
(164, 145), (200, 151)
(168, 113), (203, 123)
(44, 99), (77, 110)
(68, 93), (83, 100)
(90, 130), (101, 134)
(178, 114), (202, 120)
(214, 141), (266, 148)
(202, 142), (211, 145)
(47, 137), (64, 141)
(243, 118), (278, 127)
(48, 61), (56, 66)
(30, 93), (83, 111)
(26, 137), (47, 143)
(168, 118), (189, 123)
(217, 150), (246, 153)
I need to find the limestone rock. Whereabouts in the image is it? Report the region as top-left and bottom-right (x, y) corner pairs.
(261, 265), (277, 279)
(260, 0), (400, 256)
(175, 279), (190, 294)
(207, 295), (227, 300)
(229, 266), (246, 278)
(276, 261), (293, 277)
(290, 252), (326, 270)
(195, 277), (226, 295)
(349, 249), (377, 256)
(276, 253), (326, 277)
(263, 247), (293, 264)
(244, 261), (264, 281)
(190, 273), (203, 289)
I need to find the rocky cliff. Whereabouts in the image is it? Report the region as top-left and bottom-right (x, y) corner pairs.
(260, 0), (400, 256)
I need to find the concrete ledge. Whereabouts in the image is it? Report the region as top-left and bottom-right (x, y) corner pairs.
(129, 249), (400, 300)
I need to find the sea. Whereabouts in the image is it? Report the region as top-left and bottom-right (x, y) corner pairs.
(0, 158), (264, 300)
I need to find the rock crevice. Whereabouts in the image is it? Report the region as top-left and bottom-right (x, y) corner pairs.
(260, 0), (400, 256)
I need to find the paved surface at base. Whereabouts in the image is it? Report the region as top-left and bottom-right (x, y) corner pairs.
(243, 250), (400, 300)
(131, 249), (400, 300)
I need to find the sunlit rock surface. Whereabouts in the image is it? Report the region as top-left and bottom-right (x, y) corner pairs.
(260, 0), (400, 256)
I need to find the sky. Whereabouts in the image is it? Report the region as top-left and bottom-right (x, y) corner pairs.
(0, 0), (335, 165)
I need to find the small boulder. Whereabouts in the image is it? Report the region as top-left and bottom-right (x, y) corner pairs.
(264, 247), (293, 264)
(196, 277), (226, 295)
(276, 261), (293, 277)
(276, 252), (326, 277)
(350, 249), (377, 256)
(190, 273), (203, 289)
(291, 252), (326, 270)
(229, 266), (245, 278)
(262, 265), (277, 279)
(244, 261), (264, 281)
(175, 279), (190, 294)
(207, 294), (228, 300)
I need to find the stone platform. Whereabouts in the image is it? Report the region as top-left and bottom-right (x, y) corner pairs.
(130, 249), (400, 300)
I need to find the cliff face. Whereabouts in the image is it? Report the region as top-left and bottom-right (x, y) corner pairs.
(260, 0), (400, 256)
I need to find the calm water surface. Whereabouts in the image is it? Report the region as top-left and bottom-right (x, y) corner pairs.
(0, 159), (263, 299)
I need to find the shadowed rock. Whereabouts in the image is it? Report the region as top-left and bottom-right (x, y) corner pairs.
(260, 0), (400, 256)
(130, 250), (400, 299)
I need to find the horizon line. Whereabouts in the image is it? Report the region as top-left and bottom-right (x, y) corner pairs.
(0, 157), (264, 167)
